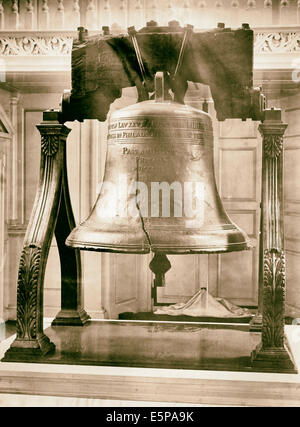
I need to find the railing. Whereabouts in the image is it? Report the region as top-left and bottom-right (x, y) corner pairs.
(0, 0), (300, 32)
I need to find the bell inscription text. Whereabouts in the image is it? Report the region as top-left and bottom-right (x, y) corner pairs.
(108, 117), (212, 144)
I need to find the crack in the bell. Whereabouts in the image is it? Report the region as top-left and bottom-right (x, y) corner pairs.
(138, 204), (152, 250)
(135, 157), (152, 251)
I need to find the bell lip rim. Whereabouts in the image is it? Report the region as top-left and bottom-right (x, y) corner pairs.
(65, 239), (252, 254)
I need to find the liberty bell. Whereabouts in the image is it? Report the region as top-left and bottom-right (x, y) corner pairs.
(66, 72), (250, 254)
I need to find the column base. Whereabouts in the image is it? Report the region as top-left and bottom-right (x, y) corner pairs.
(249, 312), (263, 332)
(251, 342), (298, 374)
(51, 308), (90, 327)
(2, 333), (55, 362)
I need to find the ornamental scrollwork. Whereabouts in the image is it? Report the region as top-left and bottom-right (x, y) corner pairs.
(16, 246), (41, 340)
(0, 32), (299, 57)
(262, 249), (286, 349)
(41, 134), (59, 156)
(263, 135), (283, 158)
(255, 31), (300, 53)
(0, 36), (72, 56)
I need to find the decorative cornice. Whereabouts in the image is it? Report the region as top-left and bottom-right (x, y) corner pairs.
(255, 31), (300, 54)
(0, 35), (73, 56)
(0, 29), (299, 57)
(0, 29), (299, 77)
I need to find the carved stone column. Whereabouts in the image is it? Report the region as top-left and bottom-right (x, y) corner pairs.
(251, 108), (297, 373)
(2, 111), (89, 361)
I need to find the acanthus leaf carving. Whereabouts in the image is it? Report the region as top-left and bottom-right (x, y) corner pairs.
(262, 249), (286, 349)
(41, 134), (59, 156)
(16, 246), (41, 340)
(263, 134), (283, 158)
(0, 36), (72, 56)
(255, 31), (300, 53)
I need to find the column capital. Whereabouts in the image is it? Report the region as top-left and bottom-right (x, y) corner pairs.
(259, 122), (288, 136)
(259, 108), (287, 129)
(36, 112), (71, 157)
(259, 108), (288, 159)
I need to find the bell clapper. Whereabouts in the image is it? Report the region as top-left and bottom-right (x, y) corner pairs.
(149, 254), (172, 307)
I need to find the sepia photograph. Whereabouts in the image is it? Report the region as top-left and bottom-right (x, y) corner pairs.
(0, 0), (300, 409)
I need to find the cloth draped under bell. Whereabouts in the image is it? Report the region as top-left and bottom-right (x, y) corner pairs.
(154, 288), (251, 318)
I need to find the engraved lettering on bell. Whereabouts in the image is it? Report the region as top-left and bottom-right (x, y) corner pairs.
(108, 117), (208, 143)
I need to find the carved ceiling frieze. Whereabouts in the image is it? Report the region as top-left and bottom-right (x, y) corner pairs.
(0, 31), (299, 58)
(255, 31), (300, 53)
(0, 35), (73, 56)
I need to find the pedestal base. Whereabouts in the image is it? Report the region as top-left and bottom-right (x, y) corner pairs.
(2, 333), (55, 362)
(1, 328), (300, 406)
(0, 320), (282, 373)
(251, 342), (297, 374)
(51, 308), (90, 327)
(249, 313), (263, 332)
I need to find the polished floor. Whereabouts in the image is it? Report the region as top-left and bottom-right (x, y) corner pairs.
(10, 320), (263, 372)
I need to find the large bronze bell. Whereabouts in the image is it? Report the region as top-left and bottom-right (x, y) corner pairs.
(66, 73), (250, 254)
